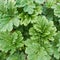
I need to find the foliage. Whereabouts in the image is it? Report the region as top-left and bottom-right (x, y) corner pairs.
(0, 0), (60, 60)
(0, 31), (24, 54)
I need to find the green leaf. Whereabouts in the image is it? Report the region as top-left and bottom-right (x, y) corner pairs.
(56, 0), (60, 3)
(7, 52), (26, 60)
(23, 0), (35, 14)
(56, 31), (60, 52)
(19, 52), (26, 60)
(19, 13), (31, 26)
(34, 5), (42, 15)
(53, 3), (60, 17)
(0, 0), (7, 14)
(0, 52), (7, 60)
(42, 7), (54, 21)
(19, 13), (38, 26)
(29, 16), (56, 41)
(53, 31), (60, 59)
(34, 0), (45, 4)
(16, 0), (35, 14)
(0, 17), (20, 32)
(16, 0), (26, 7)
(0, 0), (20, 32)
(53, 47), (60, 59)
(25, 43), (51, 60)
(45, 0), (56, 8)
(0, 31), (24, 54)
(7, 53), (19, 60)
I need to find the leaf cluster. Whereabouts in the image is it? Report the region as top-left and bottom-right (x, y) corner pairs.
(0, 0), (60, 60)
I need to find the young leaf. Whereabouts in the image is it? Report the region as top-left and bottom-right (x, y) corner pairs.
(19, 12), (38, 26)
(16, 0), (35, 14)
(53, 3), (60, 18)
(29, 16), (56, 41)
(25, 43), (51, 60)
(0, 31), (24, 54)
(7, 52), (26, 60)
(0, 0), (20, 32)
(34, 0), (45, 4)
(45, 0), (56, 8)
(23, 0), (35, 14)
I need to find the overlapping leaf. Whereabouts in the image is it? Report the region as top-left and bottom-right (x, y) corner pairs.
(23, 0), (35, 14)
(42, 7), (54, 21)
(25, 16), (57, 60)
(19, 13), (38, 26)
(0, 52), (7, 60)
(45, 0), (56, 8)
(0, 31), (24, 54)
(0, 0), (20, 32)
(56, 31), (60, 52)
(16, 0), (35, 14)
(7, 52), (26, 60)
(53, 3), (60, 18)
(34, 0), (45, 4)
(53, 31), (60, 59)
(16, 0), (43, 14)
(25, 42), (51, 60)
(19, 5), (42, 26)
(29, 16), (56, 41)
